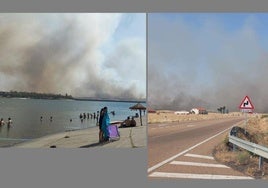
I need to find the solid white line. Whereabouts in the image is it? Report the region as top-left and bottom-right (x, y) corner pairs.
(170, 161), (229, 168)
(184, 153), (214, 160)
(149, 172), (254, 179)
(147, 126), (232, 173)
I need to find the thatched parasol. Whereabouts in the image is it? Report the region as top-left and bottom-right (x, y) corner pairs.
(129, 103), (146, 126)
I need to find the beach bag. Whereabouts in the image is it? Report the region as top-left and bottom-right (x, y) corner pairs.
(108, 125), (120, 141)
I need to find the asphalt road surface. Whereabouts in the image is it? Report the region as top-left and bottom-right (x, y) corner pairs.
(147, 116), (254, 179)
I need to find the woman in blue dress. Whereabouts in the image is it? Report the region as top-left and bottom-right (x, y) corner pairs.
(101, 107), (110, 141)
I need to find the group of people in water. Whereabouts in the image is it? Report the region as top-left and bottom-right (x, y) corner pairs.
(40, 116), (53, 122)
(79, 111), (115, 123)
(0, 117), (13, 127)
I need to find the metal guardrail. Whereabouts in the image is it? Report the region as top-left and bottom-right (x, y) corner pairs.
(229, 134), (268, 159)
(229, 127), (268, 170)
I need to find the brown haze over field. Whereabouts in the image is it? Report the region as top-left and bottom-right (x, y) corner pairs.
(148, 14), (268, 112)
(0, 13), (146, 100)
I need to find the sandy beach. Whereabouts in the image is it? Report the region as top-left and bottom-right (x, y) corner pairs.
(13, 116), (147, 148)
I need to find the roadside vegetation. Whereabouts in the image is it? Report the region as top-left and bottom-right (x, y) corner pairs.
(148, 111), (242, 124)
(213, 114), (268, 179)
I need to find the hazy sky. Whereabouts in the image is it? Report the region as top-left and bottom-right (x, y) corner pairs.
(0, 13), (146, 100)
(148, 13), (268, 112)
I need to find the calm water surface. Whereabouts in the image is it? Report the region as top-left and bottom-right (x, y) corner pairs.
(0, 98), (146, 146)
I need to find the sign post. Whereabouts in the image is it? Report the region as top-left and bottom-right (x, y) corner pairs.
(239, 96), (254, 133)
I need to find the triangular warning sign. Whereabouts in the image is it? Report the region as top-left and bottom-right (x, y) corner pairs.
(239, 96), (254, 109)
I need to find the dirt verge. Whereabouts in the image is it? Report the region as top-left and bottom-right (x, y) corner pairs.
(213, 114), (268, 179)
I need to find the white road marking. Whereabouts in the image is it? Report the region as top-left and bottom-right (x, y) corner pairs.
(170, 161), (229, 168)
(184, 153), (214, 160)
(149, 172), (254, 179)
(147, 126), (232, 173)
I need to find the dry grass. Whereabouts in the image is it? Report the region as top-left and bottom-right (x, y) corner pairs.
(148, 111), (242, 124)
(214, 114), (268, 179)
(243, 115), (268, 147)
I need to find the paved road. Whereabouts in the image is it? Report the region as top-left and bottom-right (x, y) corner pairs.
(147, 117), (254, 179)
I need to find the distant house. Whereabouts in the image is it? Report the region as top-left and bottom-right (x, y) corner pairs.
(148, 107), (156, 113)
(174, 111), (189, 115)
(191, 107), (208, 114)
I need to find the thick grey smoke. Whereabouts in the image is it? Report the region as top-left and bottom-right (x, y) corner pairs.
(0, 13), (146, 100)
(148, 14), (268, 112)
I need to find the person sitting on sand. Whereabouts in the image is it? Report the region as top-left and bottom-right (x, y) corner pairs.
(120, 117), (131, 128)
(130, 117), (136, 127)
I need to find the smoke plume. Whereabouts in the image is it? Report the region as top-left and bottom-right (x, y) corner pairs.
(0, 13), (146, 100)
(148, 14), (268, 112)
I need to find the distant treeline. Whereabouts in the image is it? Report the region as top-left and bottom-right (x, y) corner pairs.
(0, 91), (146, 102)
(74, 97), (146, 103)
(0, 91), (73, 100)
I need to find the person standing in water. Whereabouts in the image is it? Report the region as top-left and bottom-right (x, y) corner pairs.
(7, 117), (13, 127)
(0, 118), (5, 126)
(101, 107), (110, 141)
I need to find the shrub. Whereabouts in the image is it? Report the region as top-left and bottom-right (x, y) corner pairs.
(224, 135), (229, 145)
(261, 114), (268, 119)
(237, 151), (250, 165)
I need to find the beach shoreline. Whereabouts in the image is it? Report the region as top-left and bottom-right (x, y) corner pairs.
(12, 116), (146, 148)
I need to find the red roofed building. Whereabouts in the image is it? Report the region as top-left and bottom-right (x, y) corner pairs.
(191, 107), (208, 114)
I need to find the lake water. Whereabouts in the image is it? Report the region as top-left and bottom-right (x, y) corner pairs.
(0, 98), (146, 147)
